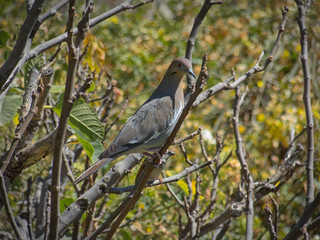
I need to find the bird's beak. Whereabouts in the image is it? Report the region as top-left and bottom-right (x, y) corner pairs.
(186, 69), (196, 78)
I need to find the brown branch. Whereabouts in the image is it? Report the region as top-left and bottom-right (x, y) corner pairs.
(1, 72), (41, 173)
(185, 0), (223, 94)
(0, 170), (23, 239)
(49, 0), (80, 238)
(283, 193), (320, 240)
(0, 0), (45, 89)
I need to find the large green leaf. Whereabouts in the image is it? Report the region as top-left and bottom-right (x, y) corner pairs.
(74, 129), (104, 162)
(53, 96), (104, 161)
(69, 99), (104, 141)
(0, 92), (22, 126)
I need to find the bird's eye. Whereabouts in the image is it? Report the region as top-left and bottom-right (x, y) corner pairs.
(178, 63), (182, 68)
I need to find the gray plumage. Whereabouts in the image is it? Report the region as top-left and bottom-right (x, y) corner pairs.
(74, 58), (196, 184)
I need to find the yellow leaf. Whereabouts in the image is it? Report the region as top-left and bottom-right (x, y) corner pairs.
(138, 202), (145, 209)
(177, 180), (189, 195)
(239, 125), (245, 133)
(257, 80), (264, 88)
(110, 16), (118, 24)
(283, 49), (290, 59)
(13, 113), (19, 125)
(257, 113), (265, 123)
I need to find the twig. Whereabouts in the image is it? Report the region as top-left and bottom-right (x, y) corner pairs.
(26, 177), (34, 240)
(232, 86), (253, 240)
(27, 0), (154, 61)
(264, 204), (277, 240)
(179, 143), (193, 165)
(269, 195), (279, 237)
(109, 158), (215, 194)
(49, 0), (80, 238)
(295, 0), (314, 206)
(1, 72), (41, 173)
(55, 154), (141, 236)
(0, 170), (23, 239)
(283, 193), (320, 240)
(199, 202), (244, 238)
(0, 0), (45, 89)
(192, 6), (289, 107)
(173, 128), (202, 145)
(185, 0), (223, 94)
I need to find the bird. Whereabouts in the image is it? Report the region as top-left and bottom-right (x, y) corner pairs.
(74, 58), (196, 184)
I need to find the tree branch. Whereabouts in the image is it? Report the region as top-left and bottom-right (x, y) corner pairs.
(295, 0), (314, 206)
(192, 6), (289, 107)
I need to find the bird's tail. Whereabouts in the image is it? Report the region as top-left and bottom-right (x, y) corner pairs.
(74, 158), (113, 185)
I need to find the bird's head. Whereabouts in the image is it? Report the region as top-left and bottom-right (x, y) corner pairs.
(169, 58), (196, 79)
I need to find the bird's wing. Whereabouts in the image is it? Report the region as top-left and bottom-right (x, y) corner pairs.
(102, 95), (181, 158)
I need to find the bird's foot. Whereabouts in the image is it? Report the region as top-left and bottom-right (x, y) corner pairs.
(143, 151), (163, 167)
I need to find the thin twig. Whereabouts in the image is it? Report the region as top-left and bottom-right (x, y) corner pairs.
(264, 204), (277, 240)
(232, 86), (253, 240)
(0, 170), (23, 239)
(173, 128), (202, 145)
(192, 6), (289, 108)
(49, 0), (80, 238)
(295, 0), (314, 206)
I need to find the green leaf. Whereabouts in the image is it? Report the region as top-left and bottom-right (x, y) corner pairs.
(60, 198), (75, 213)
(74, 129), (104, 162)
(53, 96), (104, 161)
(0, 92), (22, 126)
(69, 99), (104, 141)
(0, 30), (10, 47)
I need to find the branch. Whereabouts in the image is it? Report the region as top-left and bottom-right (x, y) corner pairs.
(199, 202), (244, 238)
(0, 0), (45, 89)
(283, 193), (320, 240)
(0, 170), (23, 239)
(192, 6), (289, 107)
(50, 154), (142, 237)
(264, 204), (277, 240)
(295, 0), (314, 206)
(232, 86), (253, 240)
(49, 0), (80, 238)
(185, 0), (223, 94)
(109, 158), (215, 194)
(27, 0), (154, 61)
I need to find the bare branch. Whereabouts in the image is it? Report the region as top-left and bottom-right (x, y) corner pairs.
(49, 0), (80, 237)
(232, 86), (253, 240)
(185, 0), (223, 94)
(283, 193), (320, 240)
(0, 170), (23, 239)
(193, 6), (289, 107)
(0, 0), (45, 89)
(264, 204), (277, 240)
(295, 0), (315, 206)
